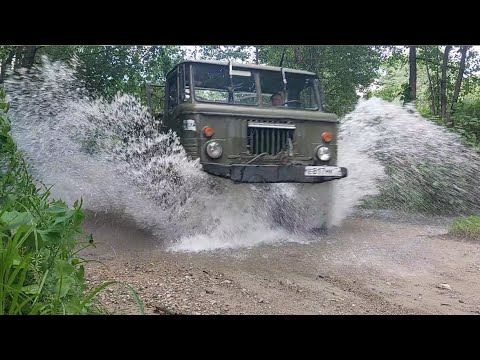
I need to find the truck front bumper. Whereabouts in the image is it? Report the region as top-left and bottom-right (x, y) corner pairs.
(202, 163), (348, 183)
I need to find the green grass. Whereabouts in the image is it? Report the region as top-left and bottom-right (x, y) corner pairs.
(0, 87), (143, 314)
(449, 215), (480, 240)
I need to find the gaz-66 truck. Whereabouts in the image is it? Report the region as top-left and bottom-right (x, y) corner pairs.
(146, 59), (347, 184)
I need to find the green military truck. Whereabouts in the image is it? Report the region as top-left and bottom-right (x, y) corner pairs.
(146, 59), (348, 185)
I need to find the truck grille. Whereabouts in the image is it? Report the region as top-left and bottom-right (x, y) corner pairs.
(247, 121), (295, 155)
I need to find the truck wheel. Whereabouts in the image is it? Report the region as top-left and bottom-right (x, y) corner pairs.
(310, 223), (328, 235)
(269, 193), (303, 232)
(268, 183), (332, 235)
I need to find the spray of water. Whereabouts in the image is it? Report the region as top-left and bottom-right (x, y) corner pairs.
(5, 58), (480, 252)
(335, 97), (480, 217)
(5, 59), (207, 238)
(4, 58), (315, 250)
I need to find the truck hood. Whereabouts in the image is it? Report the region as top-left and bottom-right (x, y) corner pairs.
(175, 103), (339, 123)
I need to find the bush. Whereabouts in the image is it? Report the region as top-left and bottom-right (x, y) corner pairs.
(449, 216), (480, 240)
(0, 87), (143, 314)
(450, 93), (480, 149)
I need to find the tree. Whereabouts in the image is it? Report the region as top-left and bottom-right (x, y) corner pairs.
(440, 45), (452, 123)
(193, 46), (253, 62)
(0, 47), (15, 83)
(452, 46), (470, 107)
(14, 46), (41, 68)
(35, 46), (186, 107)
(408, 46), (417, 102)
(420, 46), (439, 115)
(0, 46), (42, 83)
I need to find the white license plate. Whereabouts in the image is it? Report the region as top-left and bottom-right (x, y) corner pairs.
(304, 166), (342, 177)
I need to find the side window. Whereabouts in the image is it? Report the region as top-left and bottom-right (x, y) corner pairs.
(299, 84), (315, 109)
(285, 74), (319, 110)
(167, 71), (178, 110)
(179, 65), (191, 102)
(178, 64), (190, 102)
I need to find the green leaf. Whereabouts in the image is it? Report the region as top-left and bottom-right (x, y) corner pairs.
(125, 284), (145, 315)
(75, 264), (85, 283)
(22, 284), (41, 295)
(38, 229), (62, 244)
(52, 215), (75, 228)
(0, 211), (34, 230)
(46, 203), (69, 214)
(79, 281), (116, 311)
(55, 276), (75, 298)
(63, 297), (83, 315)
(55, 260), (75, 276)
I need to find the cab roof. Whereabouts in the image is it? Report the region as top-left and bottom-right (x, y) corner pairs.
(168, 59), (318, 77)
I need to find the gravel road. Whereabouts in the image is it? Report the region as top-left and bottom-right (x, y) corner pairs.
(82, 210), (480, 315)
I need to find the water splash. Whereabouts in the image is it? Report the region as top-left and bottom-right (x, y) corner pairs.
(4, 58), (312, 251)
(6, 58), (480, 252)
(5, 58), (207, 240)
(333, 97), (480, 222)
(169, 183), (310, 252)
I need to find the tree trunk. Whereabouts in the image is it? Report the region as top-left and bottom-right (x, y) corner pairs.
(0, 48), (15, 83)
(440, 45), (452, 124)
(293, 46), (301, 65)
(434, 48), (441, 116)
(452, 46), (469, 106)
(14, 46), (39, 69)
(422, 46), (439, 116)
(408, 46), (417, 101)
(425, 60), (436, 115)
(450, 46), (469, 127)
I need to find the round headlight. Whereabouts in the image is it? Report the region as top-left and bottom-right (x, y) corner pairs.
(206, 141), (223, 159)
(317, 146), (330, 161)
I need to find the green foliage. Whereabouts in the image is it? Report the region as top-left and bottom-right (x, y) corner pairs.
(449, 215), (480, 239)
(0, 46), (13, 61)
(0, 88), (144, 314)
(449, 88), (480, 149)
(373, 46), (480, 150)
(36, 46), (185, 111)
(374, 50), (431, 108)
(196, 46), (253, 62)
(373, 62), (409, 102)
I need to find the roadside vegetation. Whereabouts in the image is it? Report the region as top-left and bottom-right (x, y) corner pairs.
(0, 88), (143, 314)
(449, 216), (480, 240)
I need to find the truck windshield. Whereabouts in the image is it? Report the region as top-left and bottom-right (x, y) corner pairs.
(192, 63), (258, 105)
(260, 70), (320, 110)
(191, 63), (320, 110)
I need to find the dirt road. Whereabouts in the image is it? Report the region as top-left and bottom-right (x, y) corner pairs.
(83, 210), (480, 315)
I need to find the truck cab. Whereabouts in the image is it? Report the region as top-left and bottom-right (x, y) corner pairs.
(149, 59), (347, 183)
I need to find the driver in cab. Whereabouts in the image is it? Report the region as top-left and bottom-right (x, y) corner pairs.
(271, 92), (284, 107)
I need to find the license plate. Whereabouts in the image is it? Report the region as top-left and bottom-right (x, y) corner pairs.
(304, 166), (342, 177)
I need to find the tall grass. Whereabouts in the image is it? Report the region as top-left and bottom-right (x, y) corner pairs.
(449, 215), (480, 240)
(0, 87), (143, 314)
